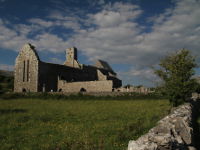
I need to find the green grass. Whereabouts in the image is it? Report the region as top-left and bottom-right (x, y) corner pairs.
(0, 99), (170, 150)
(0, 92), (165, 100)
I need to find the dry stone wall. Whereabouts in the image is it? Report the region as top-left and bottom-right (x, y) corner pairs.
(128, 100), (200, 150)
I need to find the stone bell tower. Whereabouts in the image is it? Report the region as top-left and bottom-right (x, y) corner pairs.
(67, 47), (77, 62)
(64, 47), (80, 68)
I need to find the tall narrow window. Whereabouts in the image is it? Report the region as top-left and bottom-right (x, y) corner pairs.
(27, 60), (29, 82)
(23, 60), (25, 82)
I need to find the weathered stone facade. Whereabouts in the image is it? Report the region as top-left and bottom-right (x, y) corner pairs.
(14, 44), (39, 92)
(14, 43), (122, 92)
(58, 80), (113, 92)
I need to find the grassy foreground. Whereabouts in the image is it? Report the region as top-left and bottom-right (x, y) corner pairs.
(0, 99), (170, 150)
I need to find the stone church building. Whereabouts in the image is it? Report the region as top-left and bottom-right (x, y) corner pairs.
(14, 43), (122, 92)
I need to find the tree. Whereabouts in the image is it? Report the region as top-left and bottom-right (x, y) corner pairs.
(154, 49), (197, 107)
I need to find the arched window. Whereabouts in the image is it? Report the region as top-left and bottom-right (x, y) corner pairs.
(23, 61), (25, 82)
(27, 60), (29, 82)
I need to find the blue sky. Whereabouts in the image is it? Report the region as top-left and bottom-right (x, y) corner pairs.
(0, 0), (200, 87)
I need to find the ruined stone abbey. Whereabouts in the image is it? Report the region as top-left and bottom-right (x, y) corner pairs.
(14, 43), (122, 92)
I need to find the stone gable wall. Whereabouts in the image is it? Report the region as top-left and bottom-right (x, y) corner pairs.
(97, 69), (107, 80)
(14, 44), (39, 92)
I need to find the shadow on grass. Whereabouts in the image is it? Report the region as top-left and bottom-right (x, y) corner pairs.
(0, 109), (27, 114)
(0, 92), (166, 101)
(192, 99), (200, 149)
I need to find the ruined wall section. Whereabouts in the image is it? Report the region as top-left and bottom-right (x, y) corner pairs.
(58, 80), (113, 92)
(38, 63), (99, 92)
(97, 69), (107, 80)
(38, 62), (60, 92)
(64, 47), (81, 69)
(64, 59), (81, 69)
(14, 44), (122, 92)
(96, 68), (121, 88)
(14, 44), (39, 92)
(107, 76), (122, 88)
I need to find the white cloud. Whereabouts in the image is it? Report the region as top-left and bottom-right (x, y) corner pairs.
(90, 2), (142, 28)
(77, 0), (200, 63)
(0, 19), (72, 52)
(98, 0), (105, 5)
(0, 64), (14, 71)
(0, 19), (29, 50)
(49, 57), (63, 64)
(28, 16), (81, 31)
(71, 0), (200, 86)
(116, 67), (161, 87)
(70, 2), (143, 62)
(29, 18), (54, 27)
(34, 33), (69, 52)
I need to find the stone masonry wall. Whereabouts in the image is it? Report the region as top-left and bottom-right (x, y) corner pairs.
(14, 44), (39, 92)
(58, 80), (113, 92)
(14, 43), (122, 92)
(128, 100), (200, 150)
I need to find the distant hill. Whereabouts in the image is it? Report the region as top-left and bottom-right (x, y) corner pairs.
(0, 70), (14, 93)
(0, 70), (14, 77)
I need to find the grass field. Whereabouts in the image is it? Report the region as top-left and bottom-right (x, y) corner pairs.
(0, 99), (170, 150)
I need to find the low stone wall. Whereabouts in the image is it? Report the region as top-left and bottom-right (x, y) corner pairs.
(128, 100), (200, 150)
(58, 80), (113, 92)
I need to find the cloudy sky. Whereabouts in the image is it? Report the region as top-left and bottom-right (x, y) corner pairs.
(0, 0), (200, 86)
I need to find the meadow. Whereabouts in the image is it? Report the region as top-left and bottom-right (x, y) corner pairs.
(0, 98), (170, 150)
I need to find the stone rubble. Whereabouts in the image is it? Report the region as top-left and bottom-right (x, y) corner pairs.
(128, 103), (197, 150)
